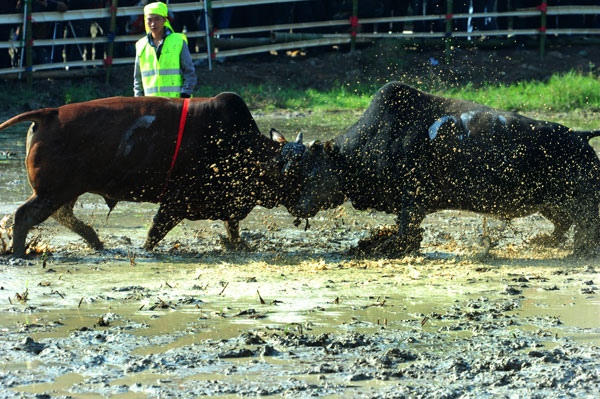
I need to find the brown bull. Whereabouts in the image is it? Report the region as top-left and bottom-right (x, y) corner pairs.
(0, 94), (295, 257)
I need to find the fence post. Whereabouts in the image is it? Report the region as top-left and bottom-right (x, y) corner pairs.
(538, 2), (547, 58)
(445, 0), (453, 64)
(203, 0), (213, 70)
(105, 0), (118, 85)
(25, 0), (33, 87)
(350, 0), (358, 52)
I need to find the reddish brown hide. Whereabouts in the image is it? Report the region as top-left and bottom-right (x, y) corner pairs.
(0, 94), (290, 257)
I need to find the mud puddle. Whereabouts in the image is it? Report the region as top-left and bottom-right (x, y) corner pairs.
(1, 119), (600, 398)
(1, 207), (600, 398)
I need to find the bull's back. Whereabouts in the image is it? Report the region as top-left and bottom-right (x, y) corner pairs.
(340, 82), (600, 216)
(19, 97), (192, 196)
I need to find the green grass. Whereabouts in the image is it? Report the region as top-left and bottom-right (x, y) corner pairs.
(196, 70), (600, 114)
(442, 71), (600, 113)
(2, 69), (597, 116)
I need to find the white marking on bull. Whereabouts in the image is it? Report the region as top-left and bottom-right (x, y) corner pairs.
(497, 115), (507, 126)
(118, 115), (156, 157)
(428, 115), (459, 140)
(460, 110), (482, 138)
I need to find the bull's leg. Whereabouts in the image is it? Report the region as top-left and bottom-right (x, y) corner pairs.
(356, 204), (425, 256)
(143, 206), (183, 250)
(224, 220), (240, 241)
(534, 208), (572, 246)
(221, 220), (250, 251)
(52, 199), (103, 250)
(571, 200), (600, 257)
(396, 206), (426, 253)
(12, 194), (61, 257)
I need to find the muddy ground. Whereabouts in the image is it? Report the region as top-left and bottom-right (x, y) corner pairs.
(1, 43), (600, 398)
(1, 201), (599, 398)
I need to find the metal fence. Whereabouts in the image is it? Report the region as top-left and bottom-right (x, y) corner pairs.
(1, 0), (599, 83)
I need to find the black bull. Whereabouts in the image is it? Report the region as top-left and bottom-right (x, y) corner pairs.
(0, 94), (297, 257)
(284, 82), (600, 256)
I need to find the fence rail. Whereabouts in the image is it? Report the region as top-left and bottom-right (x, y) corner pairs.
(0, 1), (599, 80)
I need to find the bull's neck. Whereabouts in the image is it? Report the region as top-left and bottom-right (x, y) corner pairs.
(332, 130), (386, 208)
(260, 137), (287, 208)
(331, 135), (364, 200)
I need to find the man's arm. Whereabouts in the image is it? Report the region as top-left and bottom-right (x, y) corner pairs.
(133, 54), (144, 97)
(179, 43), (197, 98)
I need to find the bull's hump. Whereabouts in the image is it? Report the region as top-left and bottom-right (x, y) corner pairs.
(375, 82), (421, 104)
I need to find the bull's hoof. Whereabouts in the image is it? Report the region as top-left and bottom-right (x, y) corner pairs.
(352, 226), (422, 257)
(94, 243), (104, 250)
(142, 241), (157, 252)
(89, 241), (104, 251)
(9, 251), (26, 259)
(8, 246), (26, 259)
(220, 237), (252, 252)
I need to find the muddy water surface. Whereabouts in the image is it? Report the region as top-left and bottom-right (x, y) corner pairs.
(1, 116), (600, 398)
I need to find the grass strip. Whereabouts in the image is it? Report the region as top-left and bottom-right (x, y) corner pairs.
(1, 70), (597, 115)
(198, 70), (600, 113)
(442, 71), (600, 113)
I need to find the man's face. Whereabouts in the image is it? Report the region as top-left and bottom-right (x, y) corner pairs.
(146, 14), (165, 36)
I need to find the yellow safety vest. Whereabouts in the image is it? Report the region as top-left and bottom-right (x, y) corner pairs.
(136, 33), (187, 97)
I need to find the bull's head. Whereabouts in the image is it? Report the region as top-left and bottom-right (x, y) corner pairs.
(277, 135), (347, 220)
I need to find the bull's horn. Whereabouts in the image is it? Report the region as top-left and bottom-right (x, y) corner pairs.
(295, 132), (303, 144)
(270, 128), (287, 143)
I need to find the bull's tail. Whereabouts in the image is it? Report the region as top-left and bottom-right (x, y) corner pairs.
(573, 130), (600, 142)
(0, 108), (58, 131)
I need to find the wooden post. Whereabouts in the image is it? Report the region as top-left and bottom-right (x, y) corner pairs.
(538, 2), (547, 58)
(25, 0), (33, 87)
(203, 0), (213, 70)
(445, 0), (453, 64)
(105, 0), (118, 84)
(350, 0), (358, 52)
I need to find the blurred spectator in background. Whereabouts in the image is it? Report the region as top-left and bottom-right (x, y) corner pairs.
(0, 1), (18, 68)
(411, 0), (444, 33)
(196, 1), (234, 40)
(470, 0), (498, 32)
(15, 0), (68, 64)
(65, 0), (112, 63)
(453, 0), (497, 34)
(127, 0), (150, 36)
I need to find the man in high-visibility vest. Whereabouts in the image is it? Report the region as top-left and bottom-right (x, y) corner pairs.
(133, 1), (196, 98)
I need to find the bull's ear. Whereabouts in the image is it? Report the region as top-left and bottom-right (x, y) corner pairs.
(323, 140), (339, 155)
(307, 140), (323, 153)
(270, 128), (287, 143)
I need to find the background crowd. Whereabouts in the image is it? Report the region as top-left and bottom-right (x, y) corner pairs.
(0, 0), (599, 69)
